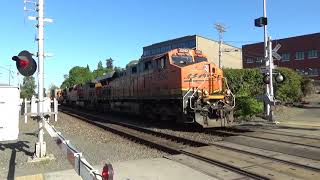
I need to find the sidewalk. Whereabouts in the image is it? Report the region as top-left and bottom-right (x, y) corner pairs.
(15, 158), (217, 180)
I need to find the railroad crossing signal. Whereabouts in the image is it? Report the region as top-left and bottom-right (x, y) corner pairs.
(272, 44), (282, 60)
(12, 50), (37, 77)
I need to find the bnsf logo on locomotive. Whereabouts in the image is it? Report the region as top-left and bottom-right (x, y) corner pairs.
(184, 73), (210, 81)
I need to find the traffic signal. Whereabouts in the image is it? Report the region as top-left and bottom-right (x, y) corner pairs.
(255, 17), (268, 27)
(12, 50), (37, 77)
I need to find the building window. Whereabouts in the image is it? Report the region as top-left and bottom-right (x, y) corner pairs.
(246, 58), (254, 63)
(187, 40), (196, 48)
(256, 57), (263, 63)
(308, 50), (318, 59)
(295, 51), (304, 60)
(281, 53), (290, 61)
(143, 50), (150, 56)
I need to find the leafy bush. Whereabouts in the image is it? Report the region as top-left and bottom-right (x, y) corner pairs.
(274, 68), (303, 103)
(234, 96), (263, 120)
(224, 67), (304, 118)
(224, 68), (264, 118)
(301, 77), (315, 96)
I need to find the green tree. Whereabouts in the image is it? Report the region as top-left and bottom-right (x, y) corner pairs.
(60, 66), (93, 89)
(49, 83), (59, 92)
(93, 61), (105, 78)
(20, 76), (37, 99)
(49, 83), (59, 97)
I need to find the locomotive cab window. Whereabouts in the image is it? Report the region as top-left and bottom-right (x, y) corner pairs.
(195, 56), (207, 62)
(172, 55), (193, 66)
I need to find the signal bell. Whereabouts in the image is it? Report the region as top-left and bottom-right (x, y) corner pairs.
(263, 74), (270, 84)
(12, 50), (37, 77)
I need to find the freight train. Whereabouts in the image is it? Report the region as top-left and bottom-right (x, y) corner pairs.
(61, 48), (235, 128)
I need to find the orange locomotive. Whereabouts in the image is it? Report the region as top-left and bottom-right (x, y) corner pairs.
(93, 48), (235, 128)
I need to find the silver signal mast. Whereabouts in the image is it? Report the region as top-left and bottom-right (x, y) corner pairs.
(255, 0), (283, 122)
(25, 0), (53, 158)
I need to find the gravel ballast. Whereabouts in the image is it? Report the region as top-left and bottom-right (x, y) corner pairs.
(0, 112), (167, 179)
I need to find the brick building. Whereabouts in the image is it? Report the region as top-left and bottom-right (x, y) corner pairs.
(242, 33), (320, 81)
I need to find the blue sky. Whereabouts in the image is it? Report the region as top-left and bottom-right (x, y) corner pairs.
(0, 0), (319, 89)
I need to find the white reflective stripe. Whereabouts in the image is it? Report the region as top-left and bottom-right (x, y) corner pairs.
(43, 120), (103, 180)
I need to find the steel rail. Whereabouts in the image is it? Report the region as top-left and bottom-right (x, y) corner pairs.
(60, 107), (320, 171)
(238, 127), (320, 141)
(212, 129), (320, 149)
(59, 107), (267, 179)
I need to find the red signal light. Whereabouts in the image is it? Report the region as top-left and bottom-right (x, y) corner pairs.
(101, 164), (113, 180)
(19, 59), (29, 67)
(12, 50), (37, 77)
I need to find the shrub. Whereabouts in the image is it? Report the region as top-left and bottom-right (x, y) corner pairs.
(224, 67), (303, 118)
(274, 68), (303, 103)
(234, 96), (263, 120)
(224, 68), (264, 118)
(301, 77), (315, 96)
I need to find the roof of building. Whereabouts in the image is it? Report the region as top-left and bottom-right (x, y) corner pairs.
(143, 34), (241, 49)
(243, 32), (320, 47)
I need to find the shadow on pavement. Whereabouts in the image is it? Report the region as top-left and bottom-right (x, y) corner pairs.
(0, 141), (33, 179)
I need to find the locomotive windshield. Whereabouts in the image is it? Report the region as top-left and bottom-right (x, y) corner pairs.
(194, 56), (207, 62)
(172, 55), (193, 66)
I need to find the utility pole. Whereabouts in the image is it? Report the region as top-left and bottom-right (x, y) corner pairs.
(215, 23), (226, 68)
(8, 65), (12, 86)
(0, 65), (14, 86)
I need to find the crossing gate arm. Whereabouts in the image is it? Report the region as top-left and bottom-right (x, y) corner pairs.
(43, 120), (112, 180)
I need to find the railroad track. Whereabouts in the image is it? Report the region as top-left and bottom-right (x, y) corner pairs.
(238, 127), (320, 141)
(208, 127), (320, 149)
(59, 107), (320, 180)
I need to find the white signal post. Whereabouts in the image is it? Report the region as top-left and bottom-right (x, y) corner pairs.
(262, 0), (272, 121)
(261, 0), (280, 122)
(26, 0), (53, 158)
(37, 0), (45, 158)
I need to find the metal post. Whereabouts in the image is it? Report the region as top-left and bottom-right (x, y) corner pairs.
(218, 38), (222, 68)
(8, 68), (10, 86)
(268, 37), (274, 121)
(54, 98), (58, 122)
(35, 0), (46, 158)
(262, 0), (271, 120)
(24, 98), (27, 123)
(215, 23), (226, 68)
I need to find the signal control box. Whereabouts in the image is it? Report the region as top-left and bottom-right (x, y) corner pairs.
(0, 85), (20, 141)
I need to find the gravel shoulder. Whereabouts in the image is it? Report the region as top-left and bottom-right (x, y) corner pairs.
(0, 112), (166, 179)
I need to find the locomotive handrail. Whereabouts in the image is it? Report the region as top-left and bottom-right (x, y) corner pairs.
(188, 74), (210, 110)
(223, 77), (236, 108)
